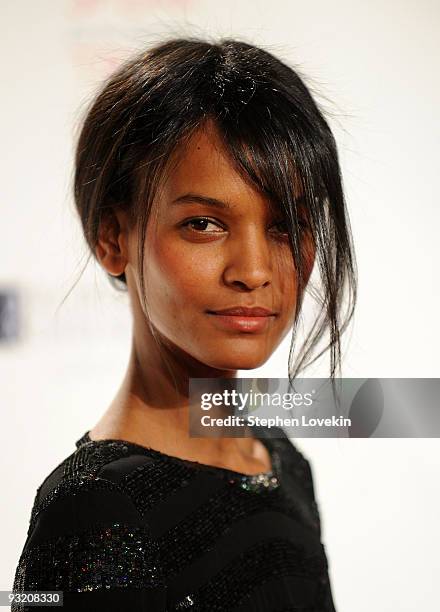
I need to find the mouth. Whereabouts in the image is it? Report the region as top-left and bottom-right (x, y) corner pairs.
(206, 306), (278, 333)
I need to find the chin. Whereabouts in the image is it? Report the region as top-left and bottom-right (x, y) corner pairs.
(194, 336), (277, 372)
(204, 352), (269, 372)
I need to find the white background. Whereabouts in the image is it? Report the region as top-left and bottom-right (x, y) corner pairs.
(1, 1), (439, 610)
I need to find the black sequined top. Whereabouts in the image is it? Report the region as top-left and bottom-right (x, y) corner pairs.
(12, 426), (336, 611)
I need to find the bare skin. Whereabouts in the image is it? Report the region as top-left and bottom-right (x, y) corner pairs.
(90, 119), (314, 475)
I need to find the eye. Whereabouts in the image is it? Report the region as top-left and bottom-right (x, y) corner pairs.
(270, 220), (290, 235)
(181, 217), (225, 233)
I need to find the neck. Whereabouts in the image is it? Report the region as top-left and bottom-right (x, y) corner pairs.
(90, 320), (259, 466)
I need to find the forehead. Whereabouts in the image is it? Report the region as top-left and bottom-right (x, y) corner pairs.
(155, 119), (305, 213)
(163, 122), (256, 204)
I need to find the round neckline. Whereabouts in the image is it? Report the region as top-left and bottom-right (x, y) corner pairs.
(76, 428), (282, 490)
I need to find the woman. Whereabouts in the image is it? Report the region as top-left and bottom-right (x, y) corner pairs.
(12, 37), (356, 611)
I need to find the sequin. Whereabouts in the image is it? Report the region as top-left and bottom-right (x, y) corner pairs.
(13, 523), (163, 595)
(12, 429), (336, 611)
(157, 484), (318, 577)
(82, 433), (284, 494)
(168, 539), (327, 612)
(175, 594), (196, 608)
(122, 460), (198, 515)
(28, 475), (123, 536)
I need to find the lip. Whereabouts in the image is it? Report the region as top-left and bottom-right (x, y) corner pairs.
(207, 306), (277, 316)
(206, 306), (277, 333)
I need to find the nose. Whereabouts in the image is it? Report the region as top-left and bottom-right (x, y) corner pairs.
(222, 228), (272, 291)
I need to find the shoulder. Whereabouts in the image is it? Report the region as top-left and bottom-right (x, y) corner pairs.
(13, 440), (167, 608)
(274, 429), (317, 496)
(27, 439), (156, 532)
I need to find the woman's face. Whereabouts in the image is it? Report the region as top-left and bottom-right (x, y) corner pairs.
(128, 122), (314, 371)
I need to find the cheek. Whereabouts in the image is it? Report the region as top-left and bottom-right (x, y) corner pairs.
(143, 238), (216, 319)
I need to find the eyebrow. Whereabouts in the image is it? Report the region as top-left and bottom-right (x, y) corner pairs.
(171, 193), (233, 209)
(171, 192), (307, 210)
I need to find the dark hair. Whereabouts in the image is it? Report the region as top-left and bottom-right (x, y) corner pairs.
(72, 36), (357, 382)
